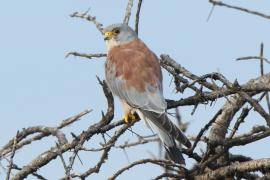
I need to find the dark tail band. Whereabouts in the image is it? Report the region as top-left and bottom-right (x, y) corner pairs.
(164, 145), (185, 164)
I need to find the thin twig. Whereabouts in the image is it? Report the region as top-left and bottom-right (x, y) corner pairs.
(70, 11), (103, 34)
(260, 43), (265, 76)
(56, 142), (69, 178)
(0, 110), (91, 159)
(236, 56), (270, 64)
(6, 131), (19, 180)
(228, 92), (267, 139)
(259, 43), (270, 114)
(209, 0), (270, 20)
(153, 172), (185, 180)
(108, 159), (184, 180)
(65, 52), (106, 60)
(207, 4), (216, 22)
(238, 91), (270, 126)
(191, 109), (223, 152)
(123, 0), (134, 24)
(12, 81), (114, 180)
(135, 0), (143, 35)
(71, 121), (137, 179)
(11, 164), (47, 180)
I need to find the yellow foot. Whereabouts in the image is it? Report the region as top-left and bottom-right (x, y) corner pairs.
(124, 112), (137, 124)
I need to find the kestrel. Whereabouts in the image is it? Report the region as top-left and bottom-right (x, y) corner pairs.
(103, 24), (191, 164)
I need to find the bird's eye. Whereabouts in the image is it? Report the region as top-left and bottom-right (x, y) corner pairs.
(114, 29), (120, 34)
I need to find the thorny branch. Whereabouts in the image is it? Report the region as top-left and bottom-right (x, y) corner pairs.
(70, 10), (103, 34)
(2, 1), (270, 180)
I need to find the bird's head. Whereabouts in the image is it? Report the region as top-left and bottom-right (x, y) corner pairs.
(103, 23), (137, 50)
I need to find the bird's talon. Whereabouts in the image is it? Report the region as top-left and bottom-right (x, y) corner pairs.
(124, 112), (137, 124)
(124, 114), (129, 124)
(130, 114), (136, 120)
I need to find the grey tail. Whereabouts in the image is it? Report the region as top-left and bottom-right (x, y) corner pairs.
(140, 110), (191, 148)
(164, 144), (185, 164)
(138, 110), (188, 164)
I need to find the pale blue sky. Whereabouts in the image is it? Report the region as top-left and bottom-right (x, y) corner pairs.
(1, 0), (270, 179)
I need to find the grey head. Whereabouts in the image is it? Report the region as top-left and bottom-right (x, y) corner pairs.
(103, 23), (138, 50)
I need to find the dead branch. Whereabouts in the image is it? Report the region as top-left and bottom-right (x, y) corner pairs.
(70, 121), (137, 179)
(108, 159), (184, 180)
(11, 81), (114, 180)
(195, 158), (270, 180)
(70, 11), (103, 34)
(0, 110), (91, 159)
(123, 0), (134, 25)
(209, 0), (270, 20)
(153, 172), (185, 180)
(135, 0), (143, 35)
(65, 52), (106, 60)
(5, 132), (18, 180)
(236, 56), (270, 64)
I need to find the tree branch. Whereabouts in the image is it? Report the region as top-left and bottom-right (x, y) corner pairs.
(209, 0), (270, 20)
(195, 158), (270, 180)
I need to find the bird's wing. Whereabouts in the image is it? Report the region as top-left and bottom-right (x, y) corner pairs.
(105, 43), (167, 114)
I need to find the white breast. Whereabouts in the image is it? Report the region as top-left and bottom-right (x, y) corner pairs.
(105, 39), (120, 51)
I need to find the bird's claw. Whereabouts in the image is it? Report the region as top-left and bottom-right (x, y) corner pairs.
(124, 112), (137, 124)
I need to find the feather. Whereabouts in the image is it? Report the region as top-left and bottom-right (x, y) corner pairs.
(105, 39), (166, 114)
(137, 110), (190, 164)
(140, 110), (191, 148)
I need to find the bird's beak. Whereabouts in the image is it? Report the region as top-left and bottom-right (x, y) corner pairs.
(104, 31), (114, 41)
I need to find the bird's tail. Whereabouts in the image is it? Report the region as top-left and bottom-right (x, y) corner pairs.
(164, 144), (185, 165)
(137, 110), (190, 164)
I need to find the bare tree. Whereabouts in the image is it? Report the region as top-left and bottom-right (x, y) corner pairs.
(1, 1), (270, 179)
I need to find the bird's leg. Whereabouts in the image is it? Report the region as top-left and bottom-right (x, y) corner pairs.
(124, 112), (136, 124)
(120, 100), (138, 124)
(124, 110), (138, 124)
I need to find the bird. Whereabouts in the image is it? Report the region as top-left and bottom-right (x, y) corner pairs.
(103, 23), (191, 164)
